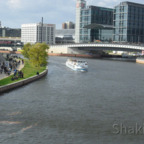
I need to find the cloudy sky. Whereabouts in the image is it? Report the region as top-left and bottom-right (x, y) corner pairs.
(0, 0), (144, 29)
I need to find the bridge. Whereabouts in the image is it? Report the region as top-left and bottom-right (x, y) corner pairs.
(49, 43), (144, 55)
(1, 43), (144, 55)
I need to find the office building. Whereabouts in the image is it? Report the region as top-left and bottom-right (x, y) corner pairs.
(55, 29), (75, 44)
(113, 1), (144, 43)
(75, 0), (86, 43)
(75, 0), (113, 43)
(62, 23), (67, 29)
(21, 23), (55, 44)
(0, 21), (21, 37)
(0, 27), (21, 37)
(62, 21), (75, 29)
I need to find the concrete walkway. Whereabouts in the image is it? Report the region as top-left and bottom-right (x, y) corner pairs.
(0, 63), (24, 80)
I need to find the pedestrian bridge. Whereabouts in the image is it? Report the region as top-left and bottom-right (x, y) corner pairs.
(50, 43), (144, 52)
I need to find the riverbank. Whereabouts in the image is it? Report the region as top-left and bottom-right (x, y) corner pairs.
(43, 53), (102, 58)
(0, 68), (48, 93)
(102, 57), (136, 62)
(0, 50), (21, 54)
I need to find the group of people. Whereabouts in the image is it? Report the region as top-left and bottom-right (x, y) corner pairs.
(11, 69), (24, 81)
(0, 54), (24, 80)
(0, 62), (11, 75)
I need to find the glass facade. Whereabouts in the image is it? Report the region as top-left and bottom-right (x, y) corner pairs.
(0, 28), (21, 37)
(90, 29), (113, 42)
(113, 2), (144, 43)
(79, 5), (113, 43)
(80, 8), (91, 42)
(75, 0), (86, 43)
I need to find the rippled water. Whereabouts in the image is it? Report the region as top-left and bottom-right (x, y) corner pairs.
(0, 56), (144, 144)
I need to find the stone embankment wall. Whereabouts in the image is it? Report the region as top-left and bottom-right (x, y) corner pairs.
(136, 58), (144, 64)
(0, 69), (48, 94)
(49, 53), (101, 58)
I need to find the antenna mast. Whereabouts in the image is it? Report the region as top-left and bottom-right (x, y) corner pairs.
(41, 17), (43, 43)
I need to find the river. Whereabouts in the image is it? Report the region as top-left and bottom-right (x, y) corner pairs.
(0, 56), (144, 144)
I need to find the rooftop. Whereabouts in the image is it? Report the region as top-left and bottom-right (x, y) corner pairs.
(115, 1), (144, 8)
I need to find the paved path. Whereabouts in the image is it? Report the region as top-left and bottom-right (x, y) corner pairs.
(0, 73), (7, 80)
(0, 63), (24, 80)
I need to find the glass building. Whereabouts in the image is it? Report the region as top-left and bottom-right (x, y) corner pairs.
(75, 0), (87, 43)
(0, 28), (21, 37)
(55, 29), (75, 44)
(84, 23), (114, 43)
(113, 1), (144, 43)
(75, 0), (113, 43)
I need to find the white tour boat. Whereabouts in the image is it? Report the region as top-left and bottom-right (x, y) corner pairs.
(66, 59), (88, 71)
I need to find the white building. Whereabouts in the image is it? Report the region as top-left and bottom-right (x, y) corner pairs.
(21, 23), (55, 44)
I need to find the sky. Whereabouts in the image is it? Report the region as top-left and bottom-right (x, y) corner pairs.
(0, 0), (144, 29)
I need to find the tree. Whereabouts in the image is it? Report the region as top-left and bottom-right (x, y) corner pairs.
(28, 43), (49, 67)
(21, 43), (32, 59)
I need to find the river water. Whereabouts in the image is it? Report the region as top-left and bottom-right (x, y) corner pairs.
(0, 56), (144, 144)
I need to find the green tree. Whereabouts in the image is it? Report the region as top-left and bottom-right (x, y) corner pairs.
(21, 43), (32, 59)
(28, 43), (49, 67)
